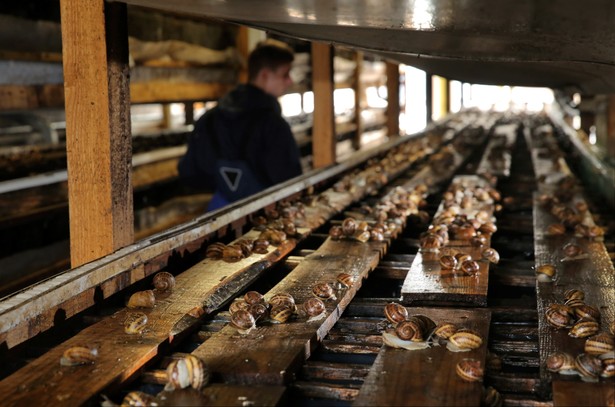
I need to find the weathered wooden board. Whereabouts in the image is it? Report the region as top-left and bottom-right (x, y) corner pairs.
(401, 247), (491, 306)
(192, 238), (386, 385)
(0, 230), (298, 407)
(476, 122), (517, 178)
(552, 380), (614, 407)
(157, 384), (287, 406)
(354, 307), (491, 406)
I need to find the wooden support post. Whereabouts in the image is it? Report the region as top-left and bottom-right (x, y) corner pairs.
(607, 94), (615, 158)
(60, 0), (133, 267)
(386, 62), (400, 138)
(352, 51), (364, 150)
(426, 73), (433, 124)
(184, 101), (194, 125)
(311, 42), (335, 168)
(236, 26), (249, 84)
(161, 103), (172, 129)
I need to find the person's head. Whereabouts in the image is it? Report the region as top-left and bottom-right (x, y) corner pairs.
(248, 40), (294, 98)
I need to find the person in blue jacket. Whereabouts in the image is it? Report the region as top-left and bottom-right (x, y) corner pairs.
(178, 40), (303, 211)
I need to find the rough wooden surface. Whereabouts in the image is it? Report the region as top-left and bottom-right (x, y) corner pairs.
(354, 307), (491, 406)
(157, 384), (287, 406)
(192, 238), (386, 385)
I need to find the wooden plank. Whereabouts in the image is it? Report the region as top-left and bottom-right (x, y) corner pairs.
(130, 81), (233, 104)
(0, 230), (297, 406)
(352, 51), (363, 150)
(0, 84), (65, 110)
(301, 361), (371, 382)
(158, 384), (287, 406)
(60, 0), (133, 267)
(292, 381), (360, 401)
(191, 238), (386, 385)
(354, 307), (491, 406)
(552, 381), (614, 407)
(312, 42), (335, 168)
(476, 122), (517, 178)
(386, 62), (400, 138)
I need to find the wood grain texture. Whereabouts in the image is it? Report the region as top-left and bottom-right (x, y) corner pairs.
(354, 307), (491, 406)
(158, 384), (287, 406)
(312, 42), (335, 168)
(192, 238), (386, 385)
(386, 62), (400, 138)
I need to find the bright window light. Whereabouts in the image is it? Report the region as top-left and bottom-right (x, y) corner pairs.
(303, 91), (314, 114)
(280, 93), (303, 117)
(334, 88), (356, 115)
(402, 65), (426, 134)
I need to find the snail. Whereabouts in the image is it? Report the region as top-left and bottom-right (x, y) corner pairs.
(574, 304), (601, 322)
(312, 283), (336, 301)
(575, 353), (602, 382)
(60, 345), (98, 366)
(447, 329), (483, 352)
(283, 220), (297, 237)
(222, 245), (244, 262)
(459, 260), (480, 275)
(564, 288), (585, 302)
(419, 233), (442, 251)
(336, 273), (355, 289)
(564, 298), (585, 309)
(545, 304), (574, 329)
(456, 358), (484, 382)
(124, 312), (148, 335)
(433, 322), (457, 340)
(244, 291), (266, 306)
(569, 318), (600, 338)
(474, 210), (491, 224)
(546, 352), (577, 374)
(481, 248), (500, 264)
(482, 386), (502, 407)
(259, 228), (286, 245)
(546, 223), (567, 236)
(127, 290), (156, 309)
(356, 221), (370, 233)
(370, 230), (385, 242)
(384, 303), (408, 325)
(230, 309), (256, 334)
(166, 354), (209, 391)
(536, 264), (556, 282)
(269, 293), (296, 310)
(479, 222), (498, 235)
(303, 297), (326, 321)
(341, 218), (357, 237)
(121, 391), (158, 406)
(562, 242), (587, 260)
(205, 242), (226, 259)
(152, 272), (175, 293)
(229, 299), (249, 315)
(234, 240), (254, 258)
(439, 255), (458, 270)
(602, 356), (615, 378)
(252, 238), (270, 254)
(584, 332), (615, 355)
(353, 230), (371, 243)
(329, 225), (343, 240)
(486, 352), (502, 373)
(454, 253), (472, 266)
(395, 320), (422, 341)
(270, 305), (294, 324)
(470, 235), (487, 248)
(248, 303), (269, 322)
(454, 225), (477, 240)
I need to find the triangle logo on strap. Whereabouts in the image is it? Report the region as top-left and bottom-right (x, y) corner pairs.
(220, 166), (242, 192)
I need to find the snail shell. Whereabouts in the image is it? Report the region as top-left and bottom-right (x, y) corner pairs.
(545, 304), (574, 329)
(562, 242), (584, 258)
(60, 345), (98, 366)
(166, 354), (209, 390)
(127, 290), (156, 309)
(269, 293), (296, 309)
(205, 242), (226, 259)
(124, 312), (148, 335)
(454, 225), (476, 240)
(152, 272), (175, 293)
(602, 357), (615, 378)
(454, 253), (472, 265)
(341, 218), (357, 237)
(329, 225), (343, 240)
(420, 233), (442, 251)
(336, 273), (355, 288)
(479, 222), (498, 235)
(283, 220), (297, 236)
(384, 303), (408, 325)
(546, 223), (566, 236)
(448, 329), (483, 350)
(455, 358), (484, 382)
(584, 332), (615, 355)
(303, 297), (326, 319)
(574, 304), (601, 322)
(546, 352), (576, 373)
(575, 353), (602, 378)
(222, 245), (244, 262)
(460, 259), (480, 275)
(244, 291), (266, 305)
(433, 322), (457, 340)
(270, 305), (294, 324)
(259, 228), (286, 245)
(569, 318), (600, 338)
(248, 303), (269, 322)
(370, 230), (385, 242)
(470, 235), (487, 248)
(395, 320), (421, 341)
(439, 255), (458, 270)
(312, 283), (336, 300)
(563, 298), (585, 310)
(229, 299), (250, 315)
(481, 248), (500, 264)
(234, 240), (254, 258)
(121, 391), (158, 407)
(536, 264), (556, 282)
(230, 309), (256, 334)
(253, 238), (270, 254)
(564, 288), (585, 302)
(482, 386), (502, 407)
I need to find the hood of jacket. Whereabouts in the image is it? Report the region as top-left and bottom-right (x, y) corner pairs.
(217, 84), (282, 118)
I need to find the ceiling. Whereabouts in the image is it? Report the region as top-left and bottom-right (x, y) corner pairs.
(120, 0), (615, 94)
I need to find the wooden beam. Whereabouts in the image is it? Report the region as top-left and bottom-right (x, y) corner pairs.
(426, 73), (433, 123)
(236, 25), (249, 84)
(311, 42), (335, 168)
(386, 62), (400, 137)
(130, 81), (232, 104)
(60, 0), (133, 267)
(352, 51), (364, 150)
(0, 84), (64, 110)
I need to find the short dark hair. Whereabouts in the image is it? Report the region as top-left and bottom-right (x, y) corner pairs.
(248, 40), (294, 82)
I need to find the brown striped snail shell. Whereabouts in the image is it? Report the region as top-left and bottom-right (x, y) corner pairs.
(433, 322), (457, 340)
(205, 242), (226, 259)
(454, 253), (473, 265)
(420, 233), (442, 250)
(249, 303), (269, 322)
(60, 345), (98, 366)
(562, 242), (584, 258)
(127, 290), (156, 309)
(341, 218), (357, 237)
(479, 222), (498, 235)
(536, 264), (556, 282)
(455, 225), (477, 240)
(564, 288), (585, 302)
(563, 297), (585, 309)
(481, 248), (500, 264)
(166, 354), (209, 390)
(283, 220), (297, 236)
(482, 386), (503, 407)
(303, 297), (326, 318)
(121, 391), (158, 407)
(230, 309), (256, 333)
(575, 353), (602, 378)
(252, 238), (270, 254)
(353, 230), (371, 243)
(234, 240), (254, 258)
(270, 305), (294, 324)
(574, 304), (601, 322)
(546, 352), (576, 373)
(439, 255), (458, 270)
(602, 357), (615, 378)
(370, 230), (385, 242)
(456, 358), (484, 382)
(336, 273), (355, 288)
(449, 329), (483, 350)
(470, 235), (487, 248)
(124, 312), (148, 335)
(312, 283), (336, 300)
(356, 221), (370, 233)
(259, 228), (286, 245)
(395, 320), (421, 341)
(222, 244), (244, 262)
(411, 315), (436, 335)
(229, 299), (250, 315)
(569, 318), (600, 338)
(545, 304), (574, 329)
(244, 291), (266, 305)
(329, 225), (343, 240)
(152, 272), (175, 293)
(460, 259), (480, 275)
(384, 303), (408, 325)
(546, 223), (567, 236)
(584, 332), (615, 355)
(269, 292), (295, 308)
